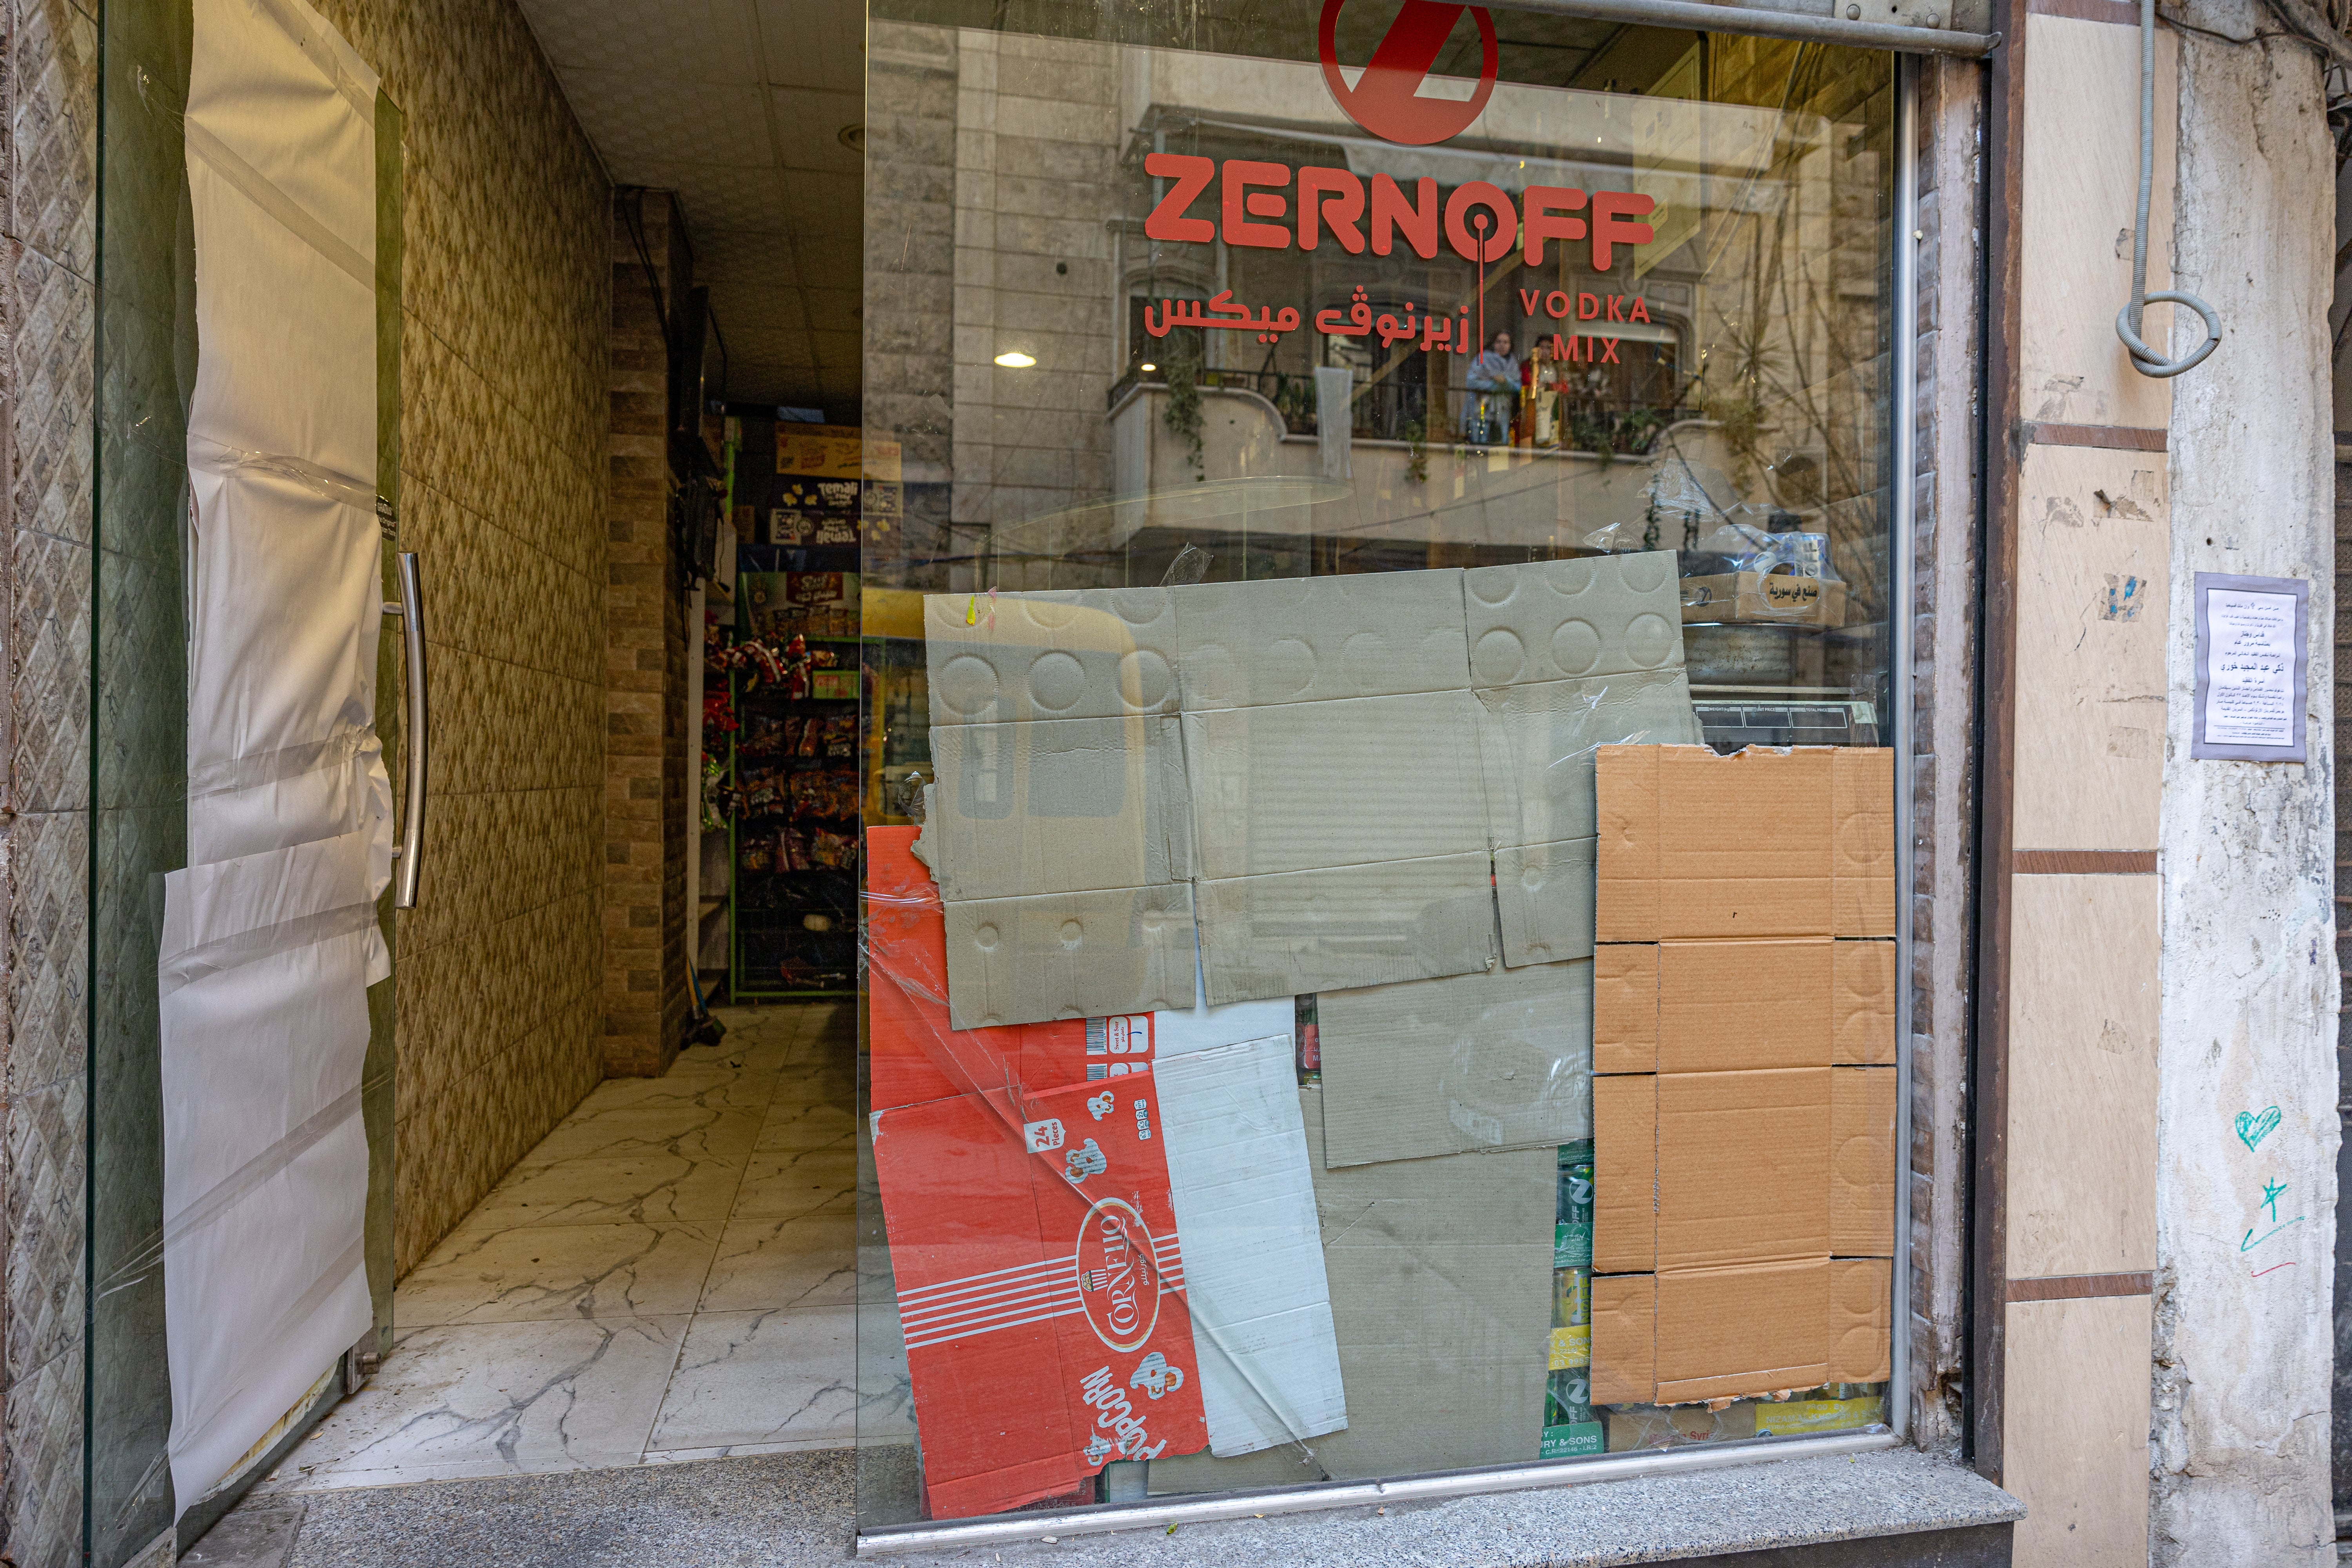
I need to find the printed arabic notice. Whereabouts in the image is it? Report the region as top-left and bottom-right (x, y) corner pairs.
(2203, 588), (2298, 748)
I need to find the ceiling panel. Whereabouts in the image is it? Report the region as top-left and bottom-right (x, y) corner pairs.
(628, 163), (793, 233)
(754, 0), (863, 93)
(519, 0), (763, 84)
(770, 89), (862, 175)
(556, 71), (773, 172)
(695, 229), (801, 286)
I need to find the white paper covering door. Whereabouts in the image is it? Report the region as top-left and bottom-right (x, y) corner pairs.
(165, 0), (387, 1513)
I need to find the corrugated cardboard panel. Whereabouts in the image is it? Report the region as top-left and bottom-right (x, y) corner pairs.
(1592, 944), (1657, 1073)
(1156, 1039), (1348, 1455)
(1655, 1067), (1830, 1270)
(1475, 669), (1704, 852)
(1194, 853), (1498, 1005)
(1149, 1088), (1554, 1486)
(1176, 572), (1471, 709)
(1318, 959), (1593, 1167)
(1182, 690), (1489, 881)
(927, 713), (1192, 901)
(1657, 746), (1833, 884)
(1829, 748), (1896, 936)
(1595, 745), (1661, 941)
(941, 884), (1198, 1029)
(924, 587), (1179, 726)
(1827, 1258), (1893, 1383)
(1657, 939), (1832, 1073)
(1832, 939), (1897, 1064)
(1654, 1259), (1831, 1403)
(1589, 1273), (1656, 1406)
(1593, 1074), (1657, 1273)
(1830, 1067), (1898, 1257)
(1494, 837), (1597, 967)
(1460, 553), (1685, 687)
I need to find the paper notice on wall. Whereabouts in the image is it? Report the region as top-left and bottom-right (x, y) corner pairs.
(2197, 581), (2302, 754)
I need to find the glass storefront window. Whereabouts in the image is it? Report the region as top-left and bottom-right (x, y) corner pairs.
(857, 8), (1897, 1532)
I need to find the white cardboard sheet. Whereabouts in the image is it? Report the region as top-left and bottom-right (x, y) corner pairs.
(1157, 1037), (1347, 1454)
(165, 0), (384, 1513)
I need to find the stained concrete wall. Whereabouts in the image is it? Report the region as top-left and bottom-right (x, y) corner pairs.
(2156, 2), (2339, 1560)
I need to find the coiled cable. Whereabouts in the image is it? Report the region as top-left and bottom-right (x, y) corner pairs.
(2117, 0), (2223, 376)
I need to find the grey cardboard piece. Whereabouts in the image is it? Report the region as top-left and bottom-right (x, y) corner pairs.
(940, 882), (1198, 1029)
(1149, 1087), (1552, 1491)
(1494, 837), (1598, 967)
(1475, 668), (1706, 851)
(1461, 553), (1685, 688)
(1196, 854), (1499, 1006)
(1177, 572), (1473, 710)
(923, 587), (1178, 727)
(1183, 690), (1490, 881)
(926, 714), (1192, 901)
(1317, 958), (1595, 1167)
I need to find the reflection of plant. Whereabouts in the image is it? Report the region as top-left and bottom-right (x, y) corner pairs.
(1162, 332), (1205, 477)
(1400, 417), (1430, 486)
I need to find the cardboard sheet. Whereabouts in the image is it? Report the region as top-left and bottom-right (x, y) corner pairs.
(1588, 744), (1896, 1407)
(873, 1037), (1339, 1518)
(921, 559), (1698, 1024)
(1596, 744), (1896, 942)
(1149, 1087), (1553, 1492)
(1316, 959), (1595, 1167)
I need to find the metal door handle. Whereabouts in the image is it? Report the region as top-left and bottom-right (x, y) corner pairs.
(390, 552), (427, 908)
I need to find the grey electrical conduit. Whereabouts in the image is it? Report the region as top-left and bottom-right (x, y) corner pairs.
(2118, 0), (2223, 376)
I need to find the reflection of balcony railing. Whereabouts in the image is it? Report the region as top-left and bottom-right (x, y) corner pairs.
(1108, 367), (1693, 457)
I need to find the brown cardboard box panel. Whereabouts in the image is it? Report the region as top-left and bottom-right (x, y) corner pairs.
(1195, 852), (1499, 1005)
(1593, 944), (1658, 1074)
(1656, 1067), (1831, 1271)
(1655, 1259), (1832, 1403)
(1590, 1272), (1655, 1406)
(1596, 745), (1895, 942)
(1833, 939), (1897, 1064)
(1657, 939), (1833, 1073)
(1593, 1074), (1657, 1274)
(1831, 1067), (1898, 1256)
(1828, 1258), (1894, 1383)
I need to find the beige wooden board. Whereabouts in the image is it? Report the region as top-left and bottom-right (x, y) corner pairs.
(2018, 12), (2176, 430)
(2012, 444), (2169, 850)
(2003, 1294), (2153, 1568)
(2006, 874), (2159, 1277)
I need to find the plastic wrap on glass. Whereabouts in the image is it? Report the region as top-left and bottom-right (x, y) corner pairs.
(853, 16), (1902, 1534)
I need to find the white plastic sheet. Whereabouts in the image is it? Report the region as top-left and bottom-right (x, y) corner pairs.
(164, 0), (386, 1513)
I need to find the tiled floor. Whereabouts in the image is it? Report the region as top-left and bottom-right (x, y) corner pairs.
(253, 1004), (866, 1494)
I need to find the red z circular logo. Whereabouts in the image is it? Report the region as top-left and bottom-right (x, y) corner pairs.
(1319, 0), (1499, 147)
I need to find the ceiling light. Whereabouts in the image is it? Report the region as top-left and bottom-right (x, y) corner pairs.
(994, 351), (1036, 368)
(1140, 362), (1157, 372)
(839, 124), (865, 152)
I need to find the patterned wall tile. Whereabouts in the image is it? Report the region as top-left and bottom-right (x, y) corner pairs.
(10, 0), (96, 281)
(11, 530), (89, 812)
(6, 809), (86, 1099)
(4, 1074), (83, 1390)
(11, 240), (93, 548)
(4, 1331), (85, 1568)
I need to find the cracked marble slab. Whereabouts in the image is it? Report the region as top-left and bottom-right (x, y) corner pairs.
(512, 1104), (766, 1166)
(252, 1316), (690, 1492)
(396, 1221), (722, 1326)
(699, 1207), (856, 1312)
(465, 1151), (748, 1229)
(756, 1096), (854, 1153)
(733, 1147), (855, 1220)
(645, 1307), (858, 1452)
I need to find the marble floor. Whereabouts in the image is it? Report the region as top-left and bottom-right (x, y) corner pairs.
(254, 1003), (865, 1494)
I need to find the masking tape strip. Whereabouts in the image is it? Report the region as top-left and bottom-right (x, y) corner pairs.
(185, 120), (374, 291)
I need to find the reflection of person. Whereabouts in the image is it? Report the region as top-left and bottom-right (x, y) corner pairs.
(1466, 331), (1520, 443)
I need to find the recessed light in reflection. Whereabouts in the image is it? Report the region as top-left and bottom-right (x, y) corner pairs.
(994, 351), (1036, 368)
(1140, 362), (1157, 372)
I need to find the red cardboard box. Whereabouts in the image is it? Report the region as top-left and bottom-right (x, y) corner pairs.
(875, 1066), (1210, 1517)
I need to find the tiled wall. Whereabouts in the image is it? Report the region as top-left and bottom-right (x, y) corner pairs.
(603, 188), (690, 1079)
(2, 0), (97, 1561)
(307, 0), (613, 1278)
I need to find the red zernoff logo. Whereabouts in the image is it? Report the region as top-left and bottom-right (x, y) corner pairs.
(1319, 0), (1498, 147)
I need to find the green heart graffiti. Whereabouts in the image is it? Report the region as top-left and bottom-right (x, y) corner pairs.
(2234, 1106), (2282, 1152)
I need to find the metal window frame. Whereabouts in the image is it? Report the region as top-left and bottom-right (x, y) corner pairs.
(855, 55), (1931, 1563)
